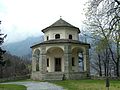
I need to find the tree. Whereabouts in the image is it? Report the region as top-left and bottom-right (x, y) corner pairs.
(84, 0), (120, 77)
(0, 21), (7, 78)
(2, 52), (31, 78)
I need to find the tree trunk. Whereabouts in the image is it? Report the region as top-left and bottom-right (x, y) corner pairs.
(103, 61), (107, 76)
(116, 36), (120, 77)
(98, 54), (102, 76)
(116, 61), (119, 77)
(0, 65), (3, 78)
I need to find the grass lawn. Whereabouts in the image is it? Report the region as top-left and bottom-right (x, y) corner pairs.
(52, 79), (120, 90)
(0, 84), (26, 90)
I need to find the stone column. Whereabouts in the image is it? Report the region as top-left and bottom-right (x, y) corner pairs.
(83, 47), (90, 76)
(39, 46), (47, 74)
(64, 44), (72, 79)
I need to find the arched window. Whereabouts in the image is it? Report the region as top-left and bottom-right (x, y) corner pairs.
(55, 34), (60, 39)
(47, 36), (49, 40)
(69, 34), (72, 39)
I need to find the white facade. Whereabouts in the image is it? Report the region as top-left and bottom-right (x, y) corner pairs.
(44, 27), (79, 41)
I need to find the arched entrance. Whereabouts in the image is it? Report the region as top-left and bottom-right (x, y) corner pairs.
(46, 47), (64, 72)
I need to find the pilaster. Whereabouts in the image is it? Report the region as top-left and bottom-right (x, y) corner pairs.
(83, 47), (90, 76)
(64, 44), (72, 79)
(32, 55), (36, 72)
(39, 46), (47, 74)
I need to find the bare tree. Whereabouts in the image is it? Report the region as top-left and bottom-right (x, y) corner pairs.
(84, 0), (120, 77)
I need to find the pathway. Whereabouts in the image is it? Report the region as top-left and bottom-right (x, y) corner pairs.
(1, 81), (65, 90)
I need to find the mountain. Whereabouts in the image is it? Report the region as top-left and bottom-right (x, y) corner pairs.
(4, 35), (44, 57)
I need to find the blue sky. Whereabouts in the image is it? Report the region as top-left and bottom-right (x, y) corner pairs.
(0, 0), (87, 43)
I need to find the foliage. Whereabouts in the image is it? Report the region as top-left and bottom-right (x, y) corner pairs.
(0, 21), (7, 78)
(0, 84), (26, 90)
(52, 80), (120, 90)
(0, 52), (31, 78)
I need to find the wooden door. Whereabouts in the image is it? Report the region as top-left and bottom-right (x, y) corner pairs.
(55, 58), (61, 71)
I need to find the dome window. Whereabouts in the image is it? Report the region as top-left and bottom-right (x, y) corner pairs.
(47, 36), (49, 40)
(69, 34), (72, 39)
(55, 34), (60, 39)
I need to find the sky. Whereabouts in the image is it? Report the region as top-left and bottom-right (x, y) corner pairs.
(0, 0), (88, 43)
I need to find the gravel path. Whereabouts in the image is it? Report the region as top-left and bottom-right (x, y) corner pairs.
(1, 81), (65, 90)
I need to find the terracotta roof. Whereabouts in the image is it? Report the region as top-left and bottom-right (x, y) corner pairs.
(31, 39), (90, 48)
(42, 18), (80, 33)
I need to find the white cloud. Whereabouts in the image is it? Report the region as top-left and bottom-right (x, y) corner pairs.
(0, 0), (87, 43)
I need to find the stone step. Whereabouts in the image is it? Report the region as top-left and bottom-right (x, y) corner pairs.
(45, 73), (63, 80)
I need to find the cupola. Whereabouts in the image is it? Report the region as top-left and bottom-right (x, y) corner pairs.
(42, 18), (80, 41)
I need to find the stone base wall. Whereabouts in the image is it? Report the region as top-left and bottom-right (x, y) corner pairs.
(31, 71), (89, 80)
(31, 71), (45, 80)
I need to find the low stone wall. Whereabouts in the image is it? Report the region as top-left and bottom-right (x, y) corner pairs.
(0, 75), (30, 83)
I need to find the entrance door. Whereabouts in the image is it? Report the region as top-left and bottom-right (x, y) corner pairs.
(55, 58), (61, 72)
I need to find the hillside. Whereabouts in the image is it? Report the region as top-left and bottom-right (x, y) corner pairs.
(4, 36), (44, 57)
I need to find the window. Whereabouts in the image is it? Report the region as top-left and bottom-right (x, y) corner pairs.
(47, 58), (49, 67)
(47, 36), (49, 40)
(69, 34), (72, 39)
(72, 57), (75, 66)
(55, 34), (60, 39)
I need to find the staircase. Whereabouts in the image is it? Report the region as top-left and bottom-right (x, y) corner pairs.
(45, 72), (64, 80)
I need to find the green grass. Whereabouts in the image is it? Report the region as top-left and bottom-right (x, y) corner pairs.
(52, 79), (120, 90)
(0, 84), (26, 90)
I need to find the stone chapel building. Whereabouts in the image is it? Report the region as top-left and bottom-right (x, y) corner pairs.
(31, 18), (90, 80)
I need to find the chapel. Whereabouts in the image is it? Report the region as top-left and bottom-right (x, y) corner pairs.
(31, 18), (90, 80)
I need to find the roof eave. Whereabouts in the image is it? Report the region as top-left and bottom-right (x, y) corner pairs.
(42, 26), (80, 33)
(31, 40), (90, 48)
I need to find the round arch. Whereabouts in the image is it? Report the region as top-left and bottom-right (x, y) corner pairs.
(33, 49), (40, 71)
(46, 46), (64, 53)
(46, 47), (64, 72)
(33, 49), (40, 55)
(72, 47), (84, 72)
(72, 47), (84, 53)
(47, 47), (64, 53)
